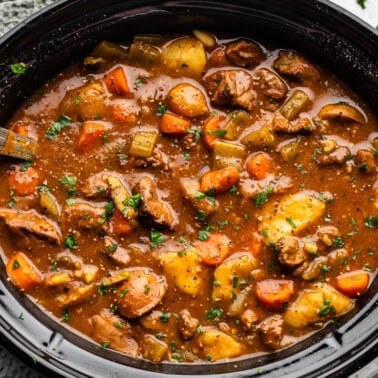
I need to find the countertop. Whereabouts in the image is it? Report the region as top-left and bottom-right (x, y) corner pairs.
(0, 0), (377, 377)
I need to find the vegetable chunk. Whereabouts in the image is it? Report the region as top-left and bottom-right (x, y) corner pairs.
(335, 271), (370, 298)
(258, 191), (325, 244)
(255, 279), (294, 310)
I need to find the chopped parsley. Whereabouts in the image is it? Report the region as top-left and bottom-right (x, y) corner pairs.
(64, 236), (77, 250)
(156, 104), (167, 116)
(229, 186), (238, 195)
(254, 186), (274, 208)
(59, 176), (76, 186)
(46, 115), (72, 139)
(102, 341), (110, 348)
(198, 230), (210, 241)
(159, 312), (170, 323)
(12, 260), (20, 270)
(285, 217), (297, 229)
(333, 236), (345, 248)
(357, 0), (367, 9)
(123, 193), (141, 209)
(364, 216), (378, 229)
(62, 308), (69, 322)
(11, 62), (27, 74)
(20, 159), (33, 172)
(135, 77), (143, 87)
(188, 128), (203, 141)
(196, 210), (207, 221)
(319, 299), (336, 316)
(104, 200), (115, 219)
(208, 129), (226, 138)
(144, 284), (150, 294)
(37, 183), (50, 193)
(204, 307), (223, 322)
(150, 230), (164, 247)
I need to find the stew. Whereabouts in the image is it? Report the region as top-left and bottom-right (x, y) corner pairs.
(0, 31), (377, 363)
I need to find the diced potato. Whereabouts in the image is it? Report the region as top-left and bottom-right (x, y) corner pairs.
(56, 282), (94, 307)
(241, 125), (276, 148)
(44, 272), (71, 287)
(140, 311), (167, 331)
(284, 290), (324, 328)
(129, 130), (158, 158)
(279, 90), (310, 120)
(196, 327), (243, 361)
(192, 29), (216, 48)
(313, 283), (355, 315)
(143, 335), (168, 363)
(212, 140), (246, 171)
(258, 191), (325, 244)
(167, 83), (209, 118)
(90, 40), (128, 58)
(59, 81), (107, 121)
(278, 137), (303, 161)
(39, 190), (61, 219)
(318, 103), (365, 123)
(162, 37), (207, 77)
(158, 249), (204, 296)
(128, 42), (160, 65)
(371, 136), (378, 151)
(224, 111), (250, 141)
(212, 252), (257, 301)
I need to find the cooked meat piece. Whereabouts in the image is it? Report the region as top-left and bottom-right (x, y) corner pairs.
(134, 148), (170, 171)
(203, 70), (254, 110)
(272, 113), (315, 133)
(134, 176), (178, 230)
(117, 268), (167, 318)
(258, 315), (284, 349)
(355, 149), (376, 173)
(238, 175), (293, 198)
(82, 172), (109, 197)
(240, 309), (258, 331)
(273, 50), (320, 83)
(316, 145), (350, 166)
(104, 236), (130, 266)
(178, 309), (200, 340)
(207, 46), (230, 67)
(56, 281), (95, 307)
(315, 226), (341, 248)
(180, 178), (219, 215)
(275, 236), (306, 268)
(0, 209), (62, 244)
(254, 68), (288, 111)
(225, 39), (265, 67)
(63, 202), (108, 231)
(89, 310), (140, 357)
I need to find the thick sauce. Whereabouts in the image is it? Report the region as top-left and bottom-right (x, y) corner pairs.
(0, 32), (377, 363)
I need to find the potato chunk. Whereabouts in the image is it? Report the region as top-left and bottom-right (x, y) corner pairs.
(158, 248), (204, 296)
(212, 252), (258, 301)
(258, 191), (325, 244)
(162, 37), (207, 77)
(196, 327), (243, 361)
(167, 83), (209, 118)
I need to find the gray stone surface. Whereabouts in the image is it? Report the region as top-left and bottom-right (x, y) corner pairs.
(0, 0), (376, 377)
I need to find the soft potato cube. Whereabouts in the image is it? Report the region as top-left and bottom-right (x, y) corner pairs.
(258, 191), (325, 244)
(162, 37), (207, 77)
(212, 252), (257, 301)
(143, 335), (168, 363)
(284, 290), (324, 328)
(196, 327), (243, 361)
(158, 249), (204, 296)
(167, 83), (209, 118)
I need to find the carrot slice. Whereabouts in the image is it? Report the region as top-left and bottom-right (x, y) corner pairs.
(200, 167), (239, 194)
(195, 233), (231, 266)
(8, 166), (43, 196)
(255, 279), (294, 310)
(246, 152), (274, 180)
(336, 270), (370, 298)
(78, 121), (106, 151)
(103, 67), (130, 95)
(203, 114), (226, 149)
(6, 252), (43, 290)
(160, 113), (191, 135)
(12, 123), (29, 137)
(112, 102), (138, 124)
(111, 209), (134, 236)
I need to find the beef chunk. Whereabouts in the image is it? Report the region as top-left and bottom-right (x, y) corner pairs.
(225, 40), (265, 67)
(178, 309), (199, 340)
(272, 113), (315, 133)
(273, 50), (320, 83)
(258, 315), (284, 349)
(203, 70), (254, 110)
(275, 236), (306, 268)
(254, 68), (288, 111)
(240, 309), (259, 331)
(104, 236), (130, 266)
(134, 176), (178, 230)
(89, 310), (140, 356)
(355, 149), (376, 173)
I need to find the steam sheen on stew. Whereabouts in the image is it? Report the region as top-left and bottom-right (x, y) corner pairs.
(0, 31), (377, 363)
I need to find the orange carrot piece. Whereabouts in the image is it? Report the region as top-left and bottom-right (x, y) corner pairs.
(8, 166), (43, 196)
(336, 271), (370, 298)
(111, 209), (134, 236)
(12, 123), (29, 137)
(78, 121), (106, 151)
(246, 232), (263, 257)
(160, 113), (191, 135)
(246, 152), (274, 180)
(6, 252), (43, 290)
(103, 67), (130, 95)
(112, 102), (138, 124)
(195, 233), (231, 266)
(255, 279), (294, 310)
(200, 167), (239, 194)
(203, 114), (226, 149)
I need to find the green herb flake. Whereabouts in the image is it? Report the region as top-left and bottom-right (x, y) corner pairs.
(20, 159), (33, 172)
(156, 104), (167, 116)
(232, 276), (239, 288)
(183, 152), (190, 160)
(198, 230), (210, 241)
(123, 193), (141, 209)
(159, 312), (170, 323)
(37, 183), (50, 193)
(66, 198), (76, 206)
(194, 191), (206, 200)
(204, 307), (223, 322)
(118, 288), (129, 298)
(74, 95), (81, 105)
(105, 200), (115, 219)
(113, 321), (124, 329)
(144, 284), (150, 294)
(357, 0), (367, 10)
(196, 210), (207, 221)
(204, 355), (212, 361)
(363, 264), (373, 272)
(64, 236), (77, 250)
(155, 332), (166, 339)
(46, 115), (72, 139)
(11, 62), (27, 74)
(254, 186), (274, 208)
(12, 259), (20, 270)
(102, 341), (110, 348)
(62, 308), (69, 322)
(208, 129), (226, 138)
(18, 312), (24, 320)
(59, 176), (76, 186)
(285, 217), (297, 229)
(135, 77), (143, 87)
(229, 186), (238, 195)
(7, 198), (16, 208)
(177, 249), (187, 257)
(364, 216), (378, 229)
(333, 236), (345, 248)
(150, 230), (164, 247)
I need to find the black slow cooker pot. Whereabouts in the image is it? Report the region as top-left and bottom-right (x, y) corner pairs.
(0, 1), (377, 377)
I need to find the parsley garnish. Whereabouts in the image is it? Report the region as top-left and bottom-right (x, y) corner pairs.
(123, 193), (141, 209)
(285, 217), (297, 229)
(198, 230), (210, 241)
(64, 236), (77, 249)
(333, 237), (345, 248)
(159, 312), (170, 323)
(204, 307), (223, 322)
(59, 176), (76, 186)
(364, 216), (378, 229)
(150, 230), (164, 247)
(62, 308), (69, 322)
(37, 183), (50, 193)
(254, 186), (274, 208)
(156, 104), (167, 116)
(208, 129), (226, 138)
(11, 63), (27, 74)
(46, 115), (72, 139)
(104, 200), (115, 219)
(12, 260), (20, 270)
